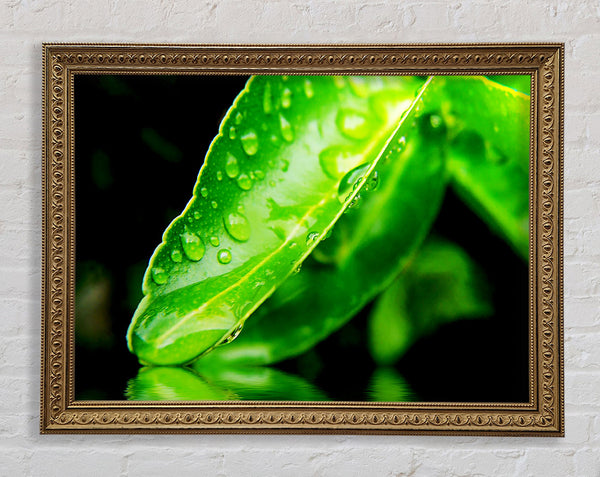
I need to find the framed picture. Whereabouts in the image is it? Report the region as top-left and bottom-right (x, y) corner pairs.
(41, 43), (564, 435)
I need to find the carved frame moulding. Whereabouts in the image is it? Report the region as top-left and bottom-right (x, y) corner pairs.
(41, 44), (564, 435)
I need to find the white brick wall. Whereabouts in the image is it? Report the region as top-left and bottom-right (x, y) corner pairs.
(1, 0), (598, 475)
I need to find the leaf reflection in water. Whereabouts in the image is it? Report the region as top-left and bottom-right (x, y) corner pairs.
(126, 364), (328, 401)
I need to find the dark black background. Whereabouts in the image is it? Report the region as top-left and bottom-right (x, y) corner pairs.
(74, 74), (528, 402)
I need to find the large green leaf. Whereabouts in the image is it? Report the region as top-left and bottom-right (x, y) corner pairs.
(126, 365), (327, 401)
(367, 238), (493, 366)
(199, 99), (448, 366)
(442, 77), (530, 259)
(127, 75), (427, 365)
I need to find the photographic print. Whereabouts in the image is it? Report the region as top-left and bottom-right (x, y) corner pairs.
(41, 44), (563, 434)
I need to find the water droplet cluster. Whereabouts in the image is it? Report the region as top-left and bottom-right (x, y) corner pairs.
(152, 75), (422, 288)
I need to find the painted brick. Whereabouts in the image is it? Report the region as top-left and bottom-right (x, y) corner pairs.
(127, 449), (224, 477)
(29, 450), (123, 477)
(0, 450), (32, 477)
(565, 371), (600, 409)
(521, 449), (577, 477)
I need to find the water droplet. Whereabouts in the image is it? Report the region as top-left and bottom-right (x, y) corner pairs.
(254, 169), (265, 180)
(228, 126), (236, 140)
(348, 193), (361, 209)
(249, 171), (255, 180)
(187, 216), (193, 223)
(171, 249), (183, 263)
(337, 163), (371, 203)
(193, 210), (201, 220)
(270, 134), (279, 144)
(240, 130), (259, 156)
(235, 112), (243, 125)
(279, 114), (294, 142)
(365, 171), (379, 191)
(281, 87), (292, 108)
(396, 136), (407, 154)
(269, 180), (276, 187)
(221, 323), (243, 345)
(236, 173), (252, 191)
(180, 230), (205, 261)
(216, 171), (223, 181)
(281, 159), (289, 172)
(282, 75), (289, 82)
(318, 146), (358, 179)
(430, 114), (442, 129)
(303, 79), (314, 98)
(414, 98), (424, 117)
(151, 267), (168, 284)
(289, 242), (298, 250)
(237, 204), (245, 214)
(333, 76), (346, 89)
(217, 249), (232, 264)
(224, 211), (251, 242)
(200, 187), (208, 198)
(225, 153), (240, 178)
(209, 236), (220, 247)
(306, 231), (320, 246)
(348, 76), (369, 97)
(293, 264), (302, 275)
(336, 109), (371, 140)
(211, 200), (218, 209)
(263, 81), (273, 114)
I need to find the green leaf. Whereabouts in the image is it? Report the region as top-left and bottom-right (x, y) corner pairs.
(199, 101), (448, 366)
(125, 365), (327, 401)
(442, 77), (530, 259)
(487, 75), (530, 95)
(368, 238), (493, 366)
(127, 75), (427, 365)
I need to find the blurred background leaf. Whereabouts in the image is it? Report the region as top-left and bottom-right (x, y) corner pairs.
(486, 75), (530, 95)
(367, 237), (493, 366)
(442, 77), (530, 259)
(75, 261), (115, 350)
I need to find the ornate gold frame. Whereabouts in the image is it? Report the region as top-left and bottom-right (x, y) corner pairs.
(41, 43), (564, 435)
